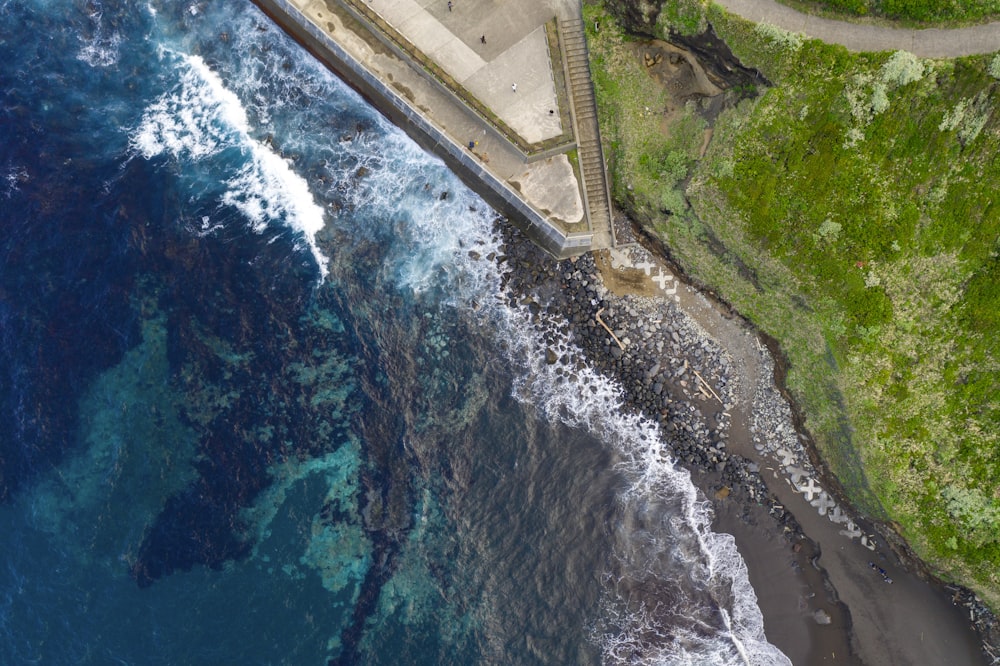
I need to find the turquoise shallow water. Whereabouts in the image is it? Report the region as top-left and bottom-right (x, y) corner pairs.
(0, 0), (788, 663)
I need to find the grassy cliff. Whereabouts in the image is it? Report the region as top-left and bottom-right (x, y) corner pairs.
(586, 0), (1000, 608)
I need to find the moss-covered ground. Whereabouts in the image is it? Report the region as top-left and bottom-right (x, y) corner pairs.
(586, 0), (1000, 608)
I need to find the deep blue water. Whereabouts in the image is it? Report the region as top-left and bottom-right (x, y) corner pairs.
(0, 1), (789, 663)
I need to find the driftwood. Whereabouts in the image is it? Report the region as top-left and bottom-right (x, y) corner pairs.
(693, 369), (723, 404)
(595, 308), (625, 350)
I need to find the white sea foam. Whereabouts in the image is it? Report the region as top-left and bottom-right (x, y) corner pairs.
(77, 30), (121, 68)
(491, 306), (790, 665)
(331, 127), (503, 300)
(131, 51), (329, 279)
(380, 187), (788, 662)
(75, 4), (122, 68)
(3, 166), (27, 198)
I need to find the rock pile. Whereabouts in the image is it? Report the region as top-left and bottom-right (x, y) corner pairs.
(496, 225), (788, 524)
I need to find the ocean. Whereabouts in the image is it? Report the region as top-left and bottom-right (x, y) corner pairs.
(0, 0), (789, 663)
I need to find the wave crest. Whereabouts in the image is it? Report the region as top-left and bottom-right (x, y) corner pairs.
(130, 50), (329, 279)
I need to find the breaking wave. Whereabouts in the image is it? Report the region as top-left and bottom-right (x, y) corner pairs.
(369, 163), (790, 664)
(130, 49), (329, 279)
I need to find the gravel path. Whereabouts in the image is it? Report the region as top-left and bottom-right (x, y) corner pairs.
(715, 0), (1000, 56)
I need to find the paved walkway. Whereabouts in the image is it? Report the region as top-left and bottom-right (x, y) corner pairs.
(364, 0), (563, 143)
(716, 0), (1000, 57)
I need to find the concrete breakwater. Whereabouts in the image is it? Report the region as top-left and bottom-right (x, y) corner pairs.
(251, 0), (613, 259)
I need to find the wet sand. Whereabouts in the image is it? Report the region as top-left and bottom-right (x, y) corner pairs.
(710, 494), (851, 664)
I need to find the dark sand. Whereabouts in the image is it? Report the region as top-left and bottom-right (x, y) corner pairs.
(708, 483), (852, 664)
(577, 237), (988, 665)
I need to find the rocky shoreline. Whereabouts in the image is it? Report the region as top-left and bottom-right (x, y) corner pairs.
(493, 220), (999, 664)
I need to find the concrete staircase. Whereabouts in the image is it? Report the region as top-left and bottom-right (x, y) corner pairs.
(559, 17), (614, 247)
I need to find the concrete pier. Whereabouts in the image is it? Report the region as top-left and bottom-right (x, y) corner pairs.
(252, 0), (615, 258)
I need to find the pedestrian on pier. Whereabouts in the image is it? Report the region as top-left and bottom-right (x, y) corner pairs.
(447, 1), (452, 10)
(480, 35), (486, 44)
(511, 83), (517, 92)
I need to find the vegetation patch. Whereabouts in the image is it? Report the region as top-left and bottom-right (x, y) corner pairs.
(585, 5), (711, 226)
(590, 0), (1000, 608)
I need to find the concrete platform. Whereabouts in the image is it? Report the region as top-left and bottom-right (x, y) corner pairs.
(256, 0), (616, 256)
(366, 0), (563, 143)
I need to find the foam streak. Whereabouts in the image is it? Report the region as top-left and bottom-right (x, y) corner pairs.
(131, 50), (329, 279)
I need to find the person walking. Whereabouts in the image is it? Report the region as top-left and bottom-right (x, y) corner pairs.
(480, 35), (486, 44)
(447, 1), (452, 10)
(511, 83), (517, 92)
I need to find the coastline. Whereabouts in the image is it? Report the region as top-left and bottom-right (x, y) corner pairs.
(497, 221), (990, 664)
(245, 0), (999, 659)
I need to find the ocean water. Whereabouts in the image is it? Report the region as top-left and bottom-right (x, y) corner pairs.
(0, 1), (790, 663)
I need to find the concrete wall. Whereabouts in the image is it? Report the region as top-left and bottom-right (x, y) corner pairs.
(252, 0), (594, 259)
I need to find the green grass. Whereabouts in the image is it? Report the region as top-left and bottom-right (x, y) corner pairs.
(590, 0), (1000, 608)
(584, 5), (708, 219)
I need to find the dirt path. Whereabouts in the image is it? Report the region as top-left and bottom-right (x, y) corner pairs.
(715, 0), (1000, 56)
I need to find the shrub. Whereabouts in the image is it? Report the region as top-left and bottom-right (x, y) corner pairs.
(656, 0), (708, 37)
(943, 485), (1000, 547)
(880, 51), (925, 87)
(754, 22), (805, 53)
(815, 218), (843, 243)
(940, 92), (994, 144)
(989, 54), (1000, 80)
(939, 99), (968, 131)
